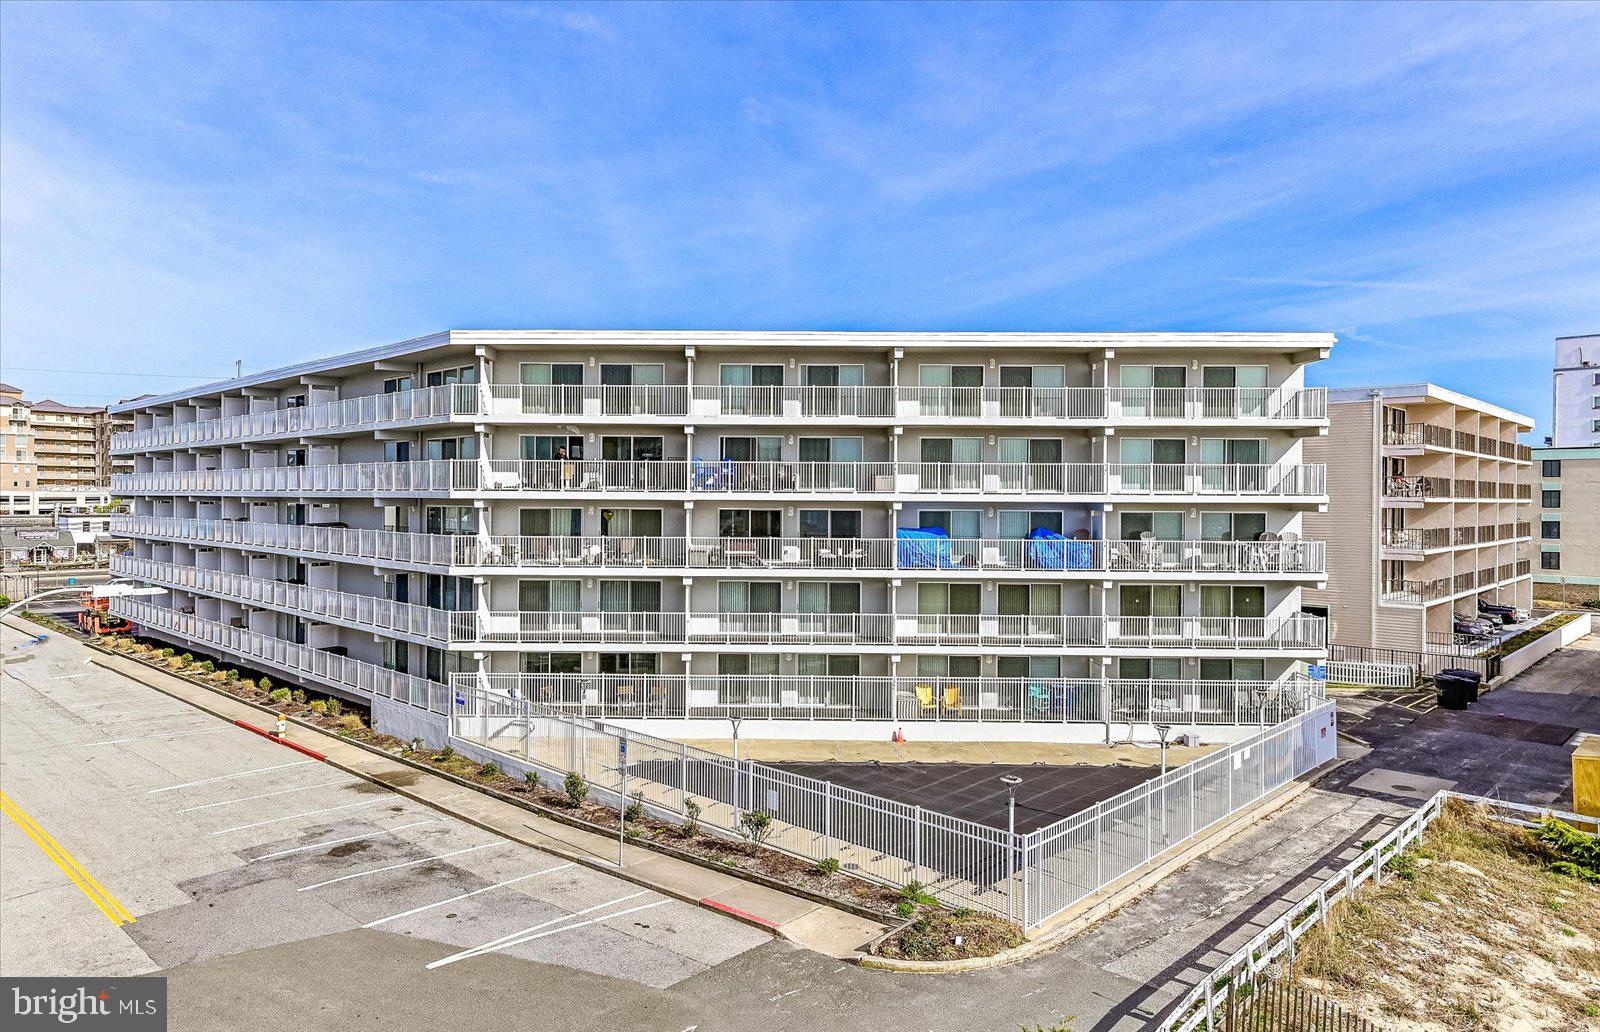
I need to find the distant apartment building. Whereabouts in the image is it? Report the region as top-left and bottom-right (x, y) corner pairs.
(109, 329), (1335, 742)
(1553, 334), (1600, 448)
(1302, 384), (1534, 652)
(1532, 445), (1600, 606)
(0, 383), (127, 516)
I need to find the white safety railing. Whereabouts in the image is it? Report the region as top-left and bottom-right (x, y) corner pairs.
(108, 596), (450, 712)
(1324, 660), (1415, 689)
(117, 384), (1325, 450)
(452, 685), (1338, 931)
(112, 554), (456, 643)
(115, 459), (1327, 499)
(115, 517), (1327, 577)
(113, 384), (479, 452)
(456, 671), (1325, 726)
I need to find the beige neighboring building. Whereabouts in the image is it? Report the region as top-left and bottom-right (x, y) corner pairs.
(1533, 445), (1600, 606)
(0, 384), (127, 516)
(1303, 384), (1534, 652)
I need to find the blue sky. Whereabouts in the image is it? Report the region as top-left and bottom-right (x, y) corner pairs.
(2, 1), (1596, 435)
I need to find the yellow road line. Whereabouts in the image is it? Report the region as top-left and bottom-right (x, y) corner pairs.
(0, 791), (135, 926)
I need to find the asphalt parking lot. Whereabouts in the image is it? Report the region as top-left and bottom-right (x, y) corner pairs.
(0, 623), (769, 988)
(769, 758), (1161, 834)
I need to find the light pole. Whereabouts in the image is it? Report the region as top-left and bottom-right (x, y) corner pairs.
(1000, 774), (1022, 923)
(1154, 723), (1172, 840)
(729, 716), (744, 820)
(1252, 684), (1270, 729)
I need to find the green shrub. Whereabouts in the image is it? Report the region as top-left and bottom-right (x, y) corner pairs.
(268, 687), (291, 703)
(222, 669), (240, 681)
(177, 652), (193, 666)
(564, 771), (588, 806)
(308, 700), (328, 715)
(158, 647), (175, 659)
(193, 660), (214, 674)
(895, 900), (916, 919)
(739, 809), (774, 847)
(478, 761), (501, 779)
(258, 677), (272, 692)
(290, 688), (306, 705)
(625, 791), (644, 822)
(813, 857), (841, 876)
(1539, 817), (1600, 882)
(325, 698), (342, 718)
(899, 880), (938, 906)
(681, 798), (702, 838)
(338, 714), (363, 734)
(437, 745), (455, 762)
(523, 770), (540, 791)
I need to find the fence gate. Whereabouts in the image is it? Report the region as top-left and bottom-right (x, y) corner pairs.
(1324, 660), (1415, 689)
(1221, 977), (1377, 1031)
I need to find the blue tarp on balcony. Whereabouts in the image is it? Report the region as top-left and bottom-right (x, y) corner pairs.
(896, 526), (955, 568)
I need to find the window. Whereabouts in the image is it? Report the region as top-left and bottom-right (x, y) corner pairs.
(383, 441), (411, 463)
(798, 509), (861, 538)
(797, 653), (859, 676)
(1200, 585), (1265, 618)
(719, 509), (782, 537)
(998, 510), (1064, 538)
(1543, 489), (1562, 508)
(1593, 396), (1600, 409)
(424, 436), (477, 461)
(425, 648), (473, 684)
(285, 448), (307, 467)
(997, 655), (1060, 679)
(721, 436), (782, 462)
(520, 652), (581, 675)
(917, 582), (980, 615)
(383, 376), (414, 394)
(917, 654), (981, 679)
(519, 579), (580, 612)
(521, 363), (583, 386)
(285, 503), (307, 526)
(718, 581), (780, 613)
(1200, 658), (1266, 681)
(1201, 511), (1267, 542)
(798, 437), (863, 463)
(600, 508), (662, 536)
(1122, 511), (1184, 540)
(1542, 520), (1561, 540)
(425, 575), (475, 611)
(1543, 459), (1562, 478)
(599, 364), (665, 413)
(600, 653), (658, 675)
(284, 394), (307, 409)
(381, 640), (409, 674)
(998, 438), (1063, 464)
(917, 365), (983, 416)
(919, 437), (982, 463)
(1119, 584), (1180, 617)
(520, 507), (581, 536)
(1593, 419), (1600, 433)
(798, 581), (860, 614)
(522, 434), (583, 460)
(1118, 657), (1182, 680)
(1541, 551), (1561, 570)
(717, 654), (780, 704)
(425, 366), (477, 387)
(425, 506), (478, 535)
(719, 365), (783, 414)
(599, 580), (661, 612)
(918, 509), (981, 539)
(998, 582), (1061, 616)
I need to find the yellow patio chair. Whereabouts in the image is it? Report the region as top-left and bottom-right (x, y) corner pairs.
(915, 683), (937, 712)
(942, 684), (963, 712)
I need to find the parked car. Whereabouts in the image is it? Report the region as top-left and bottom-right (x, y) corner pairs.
(1477, 600), (1518, 625)
(1454, 612), (1495, 638)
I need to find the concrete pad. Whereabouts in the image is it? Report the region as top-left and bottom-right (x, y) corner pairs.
(1347, 767), (1458, 802)
(777, 906), (886, 959)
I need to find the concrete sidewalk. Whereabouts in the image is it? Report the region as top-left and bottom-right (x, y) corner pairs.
(87, 649), (887, 960)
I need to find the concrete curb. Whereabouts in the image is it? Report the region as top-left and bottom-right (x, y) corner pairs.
(86, 648), (893, 940)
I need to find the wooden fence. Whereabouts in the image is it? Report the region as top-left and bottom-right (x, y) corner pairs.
(1220, 976), (1378, 1030)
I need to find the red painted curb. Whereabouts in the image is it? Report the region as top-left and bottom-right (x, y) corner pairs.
(234, 719), (329, 762)
(699, 897), (781, 930)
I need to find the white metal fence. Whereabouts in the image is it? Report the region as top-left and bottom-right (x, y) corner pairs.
(1323, 660), (1416, 689)
(452, 686), (1337, 931)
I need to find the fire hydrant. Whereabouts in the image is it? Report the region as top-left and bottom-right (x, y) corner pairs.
(274, 715), (287, 738)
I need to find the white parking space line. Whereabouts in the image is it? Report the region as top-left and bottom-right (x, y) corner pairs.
(85, 728), (234, 747)
(426, 890), (652, 969)
(175, 778), (357, 813)
(505, 899), (671, 946)
(148, 760), (318, 794)
(250, 819), (438, 861)
(23, 710), (196, 731)
(297, 842), (501, 891)
(363, 863), (576, 927)
(210, 798), (389, 835)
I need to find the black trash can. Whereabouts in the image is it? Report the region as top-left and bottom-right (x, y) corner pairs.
(1436, 668), (1482, 710)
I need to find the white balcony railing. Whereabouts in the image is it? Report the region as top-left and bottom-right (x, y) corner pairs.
(454, 671), (1326, 726)
(109, 597), (449, 712)
(114, 552), (1326, 650)
(114, 459), (1327, 499)
(114, 516), (1327, 576)
(113, 384), (478, 452)
(116, 384), (1329, 452)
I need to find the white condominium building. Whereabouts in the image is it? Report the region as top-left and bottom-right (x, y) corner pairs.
(110, 330), (1333, 742)
(1553, 334), (1600, 448)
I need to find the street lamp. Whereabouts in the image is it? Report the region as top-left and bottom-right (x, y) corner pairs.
(729, 715), (744, 819)
(999, 774), (1023, 923)
(1154, 723), (1172, 840)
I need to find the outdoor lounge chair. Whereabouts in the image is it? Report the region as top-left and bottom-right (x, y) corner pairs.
(942, 685), (962, 712)
(915, 683), (938, 713)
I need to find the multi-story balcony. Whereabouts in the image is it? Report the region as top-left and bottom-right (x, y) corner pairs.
(104, 597), (1322, 728)
(1382, 475), (1532, 505)
(115, 555), (1325, 652)
(1383, 423), (1533, 463)
(454, 671), (1325, 726)
(115, 516), (1326, 578)
(114, 383), (1329, 452)
(114, 458), (1327, 500)
(1380, 559), (1533, 607)
(1380, 522), (1533, 557)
